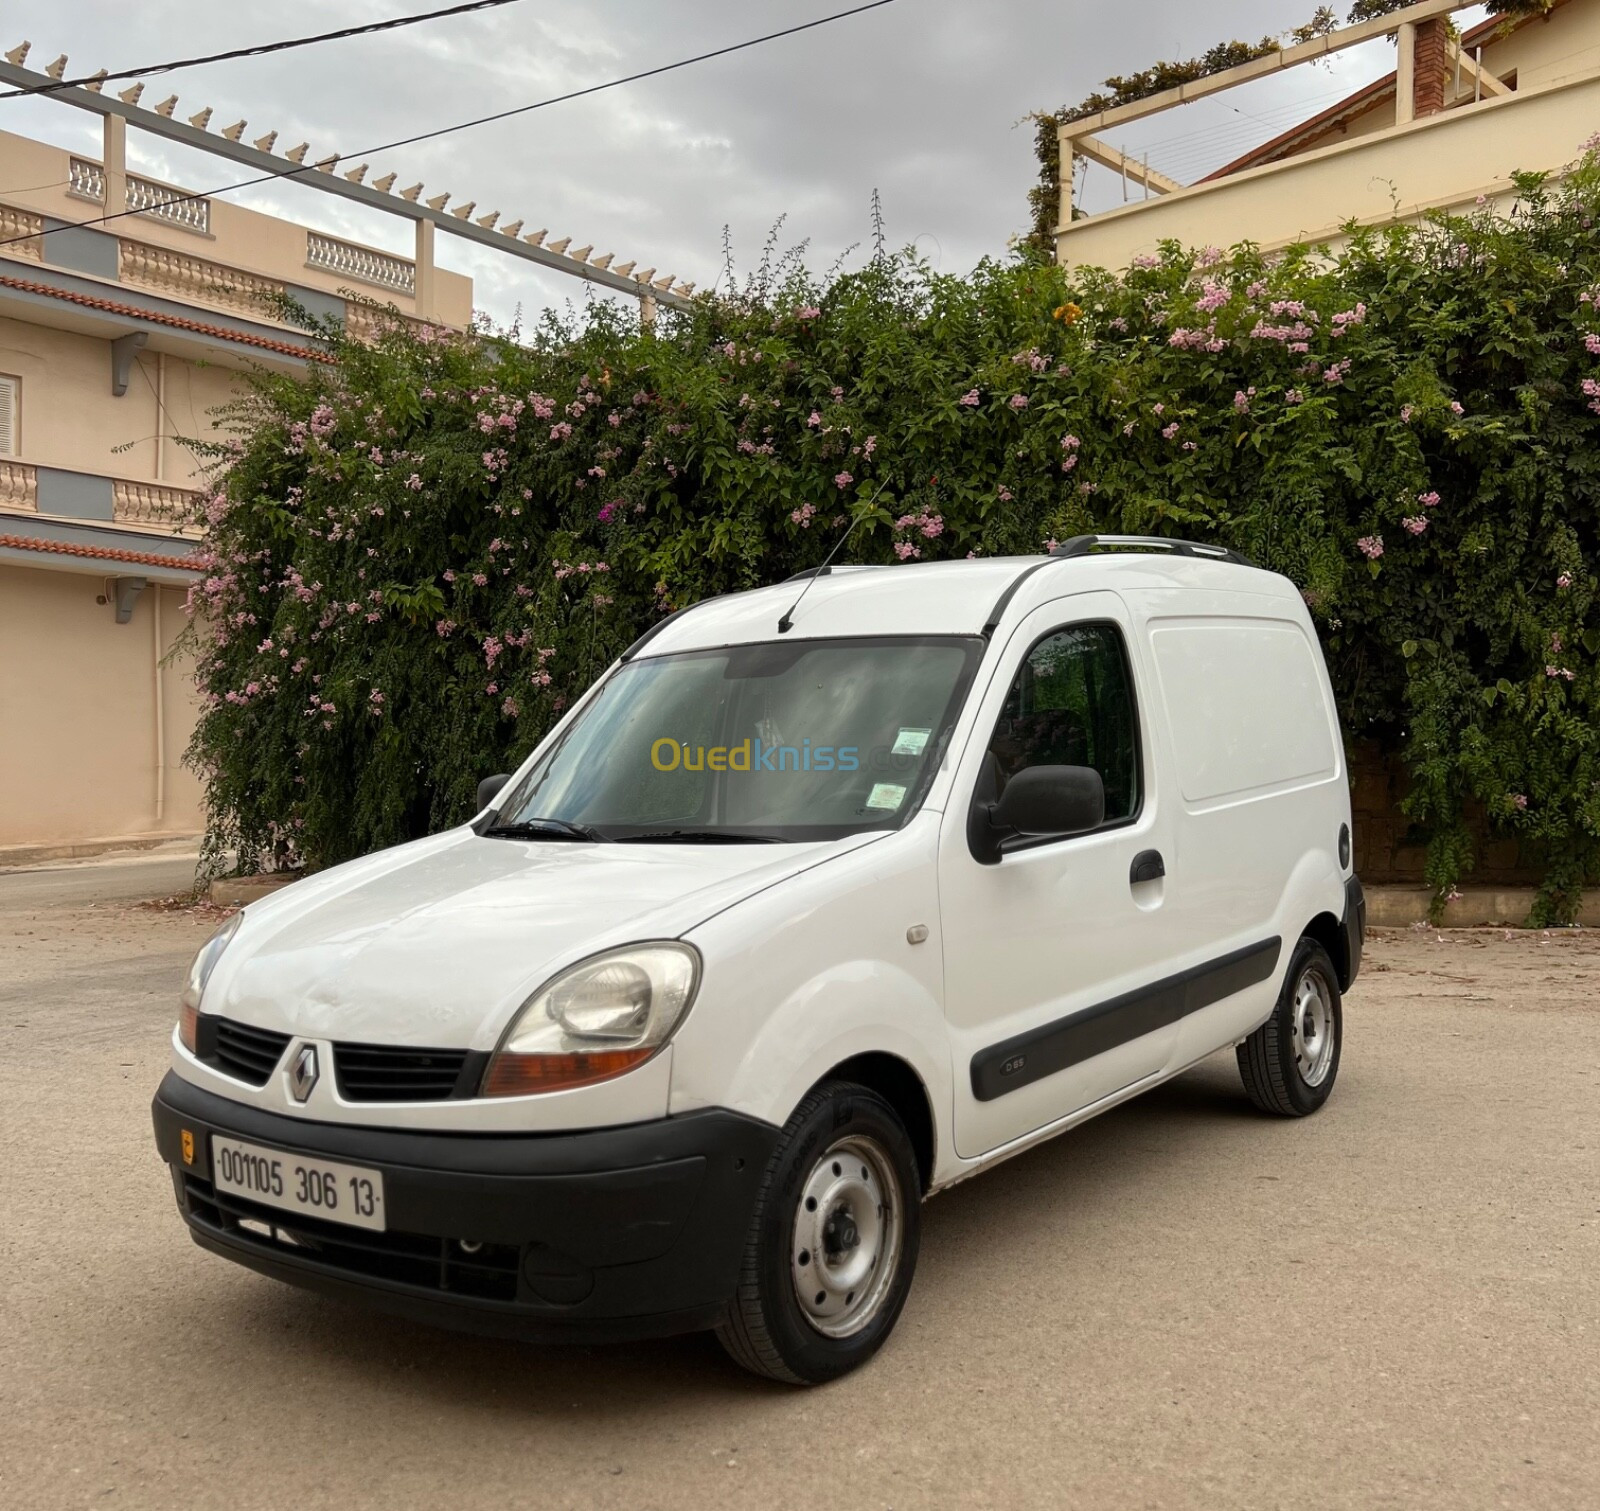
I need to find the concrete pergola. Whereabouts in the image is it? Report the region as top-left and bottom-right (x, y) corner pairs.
(0, 43), (696, 322)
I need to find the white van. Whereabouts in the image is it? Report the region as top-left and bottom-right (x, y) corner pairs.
(153, 536), (1364, 1383)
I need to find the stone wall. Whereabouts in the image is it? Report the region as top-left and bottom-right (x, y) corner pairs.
(1349, 740), (1543, 885)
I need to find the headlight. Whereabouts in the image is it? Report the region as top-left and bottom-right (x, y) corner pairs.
(481, 942), (700, 1097)
(178, 913), (242, 1051)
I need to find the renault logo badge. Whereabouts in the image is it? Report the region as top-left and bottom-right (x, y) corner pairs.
(288, 1043), (320, 1103)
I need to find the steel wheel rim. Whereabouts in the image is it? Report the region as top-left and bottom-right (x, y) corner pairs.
(1292, 966), (1336, 1087)
(790, 1134), (903, 1339)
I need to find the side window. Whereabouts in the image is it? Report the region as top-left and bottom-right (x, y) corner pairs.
(987, 622), (1140, 826)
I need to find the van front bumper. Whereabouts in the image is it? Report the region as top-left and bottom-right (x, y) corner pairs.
(151, 1071), (778, 1344)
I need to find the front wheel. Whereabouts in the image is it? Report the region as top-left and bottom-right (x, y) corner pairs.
(1237, 937), (1342, 1116)
(716, 1081), (921, 1384)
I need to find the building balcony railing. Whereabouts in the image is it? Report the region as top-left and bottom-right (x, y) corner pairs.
(0, 459), (203, 535)
(68, 156), (212, 235)
(306, 231), (416, 294)
(64, 158), (419, 296)
(0, 458), (35, 511)
(0, 197), (432, 340)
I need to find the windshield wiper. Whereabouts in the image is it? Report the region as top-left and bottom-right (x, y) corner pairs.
(614, 829), (785, 844)
(482, 818), (611, 843)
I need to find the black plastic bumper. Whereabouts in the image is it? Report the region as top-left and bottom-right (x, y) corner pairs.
(1342, 874), (1366, 989)
(152, 1071), (778, 1344)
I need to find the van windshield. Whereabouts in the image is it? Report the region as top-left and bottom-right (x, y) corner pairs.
(489, 636), (984, 842)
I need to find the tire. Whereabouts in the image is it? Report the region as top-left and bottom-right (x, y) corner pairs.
(1237, 937), (1342, 1117)
(715, 1080), (921, 1384)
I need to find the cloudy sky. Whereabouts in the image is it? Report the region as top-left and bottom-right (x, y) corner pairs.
(2, 1), (1480, 325)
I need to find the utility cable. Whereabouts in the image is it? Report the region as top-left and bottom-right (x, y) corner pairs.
(0, 1), (528, 99)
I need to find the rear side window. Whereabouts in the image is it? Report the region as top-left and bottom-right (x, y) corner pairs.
(987, 622), (1140, 825)
(1148, 618), (1338, 803)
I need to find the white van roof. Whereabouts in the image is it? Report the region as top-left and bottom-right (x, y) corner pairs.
(630, 539), (1302, 659)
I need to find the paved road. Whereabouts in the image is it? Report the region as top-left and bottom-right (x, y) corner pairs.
(2, 861), (1597, 1510)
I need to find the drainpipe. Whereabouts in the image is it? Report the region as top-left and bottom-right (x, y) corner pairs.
(154, 352), (166, 481)
(153, 586), (166, 826)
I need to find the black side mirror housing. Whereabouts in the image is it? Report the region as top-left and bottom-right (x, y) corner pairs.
(476, 773), (513, 814)
(968, 764), (1105, 865)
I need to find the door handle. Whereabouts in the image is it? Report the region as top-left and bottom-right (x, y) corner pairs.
(1130, 849), (1165, 885)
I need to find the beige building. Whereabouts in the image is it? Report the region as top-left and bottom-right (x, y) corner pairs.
(0, 125), (474, 857)
(0, 33), (699, 859)
(1055, 0), (1600, 271)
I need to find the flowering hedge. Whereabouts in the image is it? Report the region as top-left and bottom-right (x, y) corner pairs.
(190, 151), (1600, 920)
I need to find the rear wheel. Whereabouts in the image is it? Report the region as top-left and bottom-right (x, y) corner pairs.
(716, 1081), (921, 1384)
(1237, 937), (1342, 1116)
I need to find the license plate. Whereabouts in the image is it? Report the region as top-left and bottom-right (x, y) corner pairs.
(210, 1135), (386, 1232)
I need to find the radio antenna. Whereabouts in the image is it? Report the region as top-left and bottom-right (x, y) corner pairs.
(776, 480), (888, 634)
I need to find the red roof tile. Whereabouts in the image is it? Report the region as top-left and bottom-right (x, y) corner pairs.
(0, 532), (202, 571)
(0, 272), (334, 362)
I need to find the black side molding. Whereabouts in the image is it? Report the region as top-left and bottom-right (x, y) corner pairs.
(970, 937), (1282, 1102)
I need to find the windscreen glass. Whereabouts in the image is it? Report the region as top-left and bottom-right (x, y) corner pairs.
(493, 636), (983, 841)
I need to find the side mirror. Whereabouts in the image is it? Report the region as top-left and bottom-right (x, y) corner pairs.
(476, 773), (513, 813)
(968, 765), (1105, 865)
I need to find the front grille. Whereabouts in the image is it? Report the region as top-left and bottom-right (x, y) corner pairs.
(332, 1042), (473, 1102)
(183, 1174), (520, 1301)
(199, 1017), (292, 1087)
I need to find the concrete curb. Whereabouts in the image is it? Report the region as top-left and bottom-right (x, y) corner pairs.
(209, 874), (300, 907)
(1364, 885), (1599, 928)
(0, 833), (202, 869)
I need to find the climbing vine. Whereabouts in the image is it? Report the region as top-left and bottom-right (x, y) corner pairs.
(189, 149), (1600, 921)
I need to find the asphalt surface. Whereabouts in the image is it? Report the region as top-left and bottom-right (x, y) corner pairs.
(1, 857), (1597, 1510)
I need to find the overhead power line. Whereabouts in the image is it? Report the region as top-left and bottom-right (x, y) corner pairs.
(0, 1), (528, 100)
(0, 0), (901, 253)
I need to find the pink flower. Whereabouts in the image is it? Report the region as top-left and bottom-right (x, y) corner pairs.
(893, 541), (921, 560)
(1450, 401), (1465, 416)
(1161, 422), (1180, 440)
(1357, 535), (1384, 561)
(1233, 389), (1253, 413)
(369, 689), (384, 705)
(807, 410), (822, 427)
(550, 422), (573, 442)
(472, 573), (488, 587)
(1061, 434), (1081, 451)
(1417, 491), (1441, 508)
(1546, 665), (1576, 680)
(1585, 333), (1600, 355)
(796, 306), (822, 320)
(1400, 404), (1415, 423)
(790, 502), (817, 528)
(958, 389), (980, 407)
(597, 502), (619, 524)
(1008, 394), (1029, 410)
(1285, 389), (1305, 405)
(834, 471), (854, 489)
(1402, 515), (1428, 535)
(1558, 573), (1574, 589)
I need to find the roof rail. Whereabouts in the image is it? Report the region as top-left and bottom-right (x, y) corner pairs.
(1049, 534), (1259, 567)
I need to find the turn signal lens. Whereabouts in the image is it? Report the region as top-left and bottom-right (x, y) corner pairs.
(482, 1047), (655, 1097)
(179, 1001), (200, 1052)
(481, 942), (700, 1098)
